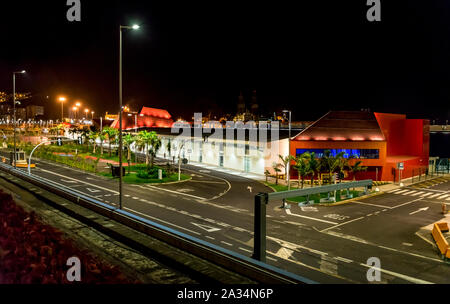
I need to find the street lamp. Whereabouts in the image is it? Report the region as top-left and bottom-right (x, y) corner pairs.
(84, 109), (89, 120)
(91, 111), (94, 120)
(73, 107), (78, 120)
(119, 24), (140, 209)
(283, 110), (292, 191)
(13, 70), (26, 168)
(58, 96), (66, 122)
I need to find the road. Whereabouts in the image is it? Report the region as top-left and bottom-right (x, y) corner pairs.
(4, 155), (450, 284)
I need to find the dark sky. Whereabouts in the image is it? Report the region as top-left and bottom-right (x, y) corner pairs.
(0, 0), (449, 122)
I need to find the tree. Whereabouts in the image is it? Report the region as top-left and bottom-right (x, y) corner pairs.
(98, 132), (106, 155)
(136, 130), (153, 166)
(308, 152), (321, 187)
(123, 134), (136, 173)
(278, 155), (290, 182)
(293, 153), (311, 189)
(348, 160), (368, 181)
(148, 132), (162, 167)
(264, 169), (271, 183)
(272, 162), (282, 185)
(319, 150), (345, 184)
(102, 127), (118, 157)
(88, 131), (99, 154)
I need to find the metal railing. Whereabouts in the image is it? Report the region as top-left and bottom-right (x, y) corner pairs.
(0, 162), (315, 284)
(252, 180), (373, 262)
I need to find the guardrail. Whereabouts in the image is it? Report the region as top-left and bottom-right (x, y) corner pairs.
(0, 162), (315, 284)
(253, 180), (373, 262)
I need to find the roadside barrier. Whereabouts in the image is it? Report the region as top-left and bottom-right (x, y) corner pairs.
(431, 223), (450, 259)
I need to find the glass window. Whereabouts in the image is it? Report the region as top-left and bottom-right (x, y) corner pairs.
(296, 148), (379, 159)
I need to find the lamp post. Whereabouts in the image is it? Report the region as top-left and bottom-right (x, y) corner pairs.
(91, 111), (94, 120)
(119, 24), (140, 210)
(58, 97), (66, 123)
(73, 107), (78, 120)
(84, 109), (89, 120)
(13, 70), (26, 168)
(283, 110), (292, 191)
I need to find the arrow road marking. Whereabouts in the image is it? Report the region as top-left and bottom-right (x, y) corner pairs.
(409, 207), (429, 215)
(86, 188), (101, 193)
(190, 222), (221, 232)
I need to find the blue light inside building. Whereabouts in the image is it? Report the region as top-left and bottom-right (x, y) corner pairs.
(296, 149), (379, 159)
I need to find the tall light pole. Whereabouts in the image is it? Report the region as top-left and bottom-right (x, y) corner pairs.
(58, 97), (66, 123)
(119, 24), (140, 210)
(13, 70), (26, 168)
(283, 110), (292, 191)
(85, 109), (89, 120)
(91, 111), (95, 120)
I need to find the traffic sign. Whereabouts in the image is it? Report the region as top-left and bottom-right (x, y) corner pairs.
(397, 162), (404, 170)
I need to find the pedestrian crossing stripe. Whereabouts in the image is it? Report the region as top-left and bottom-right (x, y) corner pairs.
(402, 190), (417, 195)
(421, 193), (432, 197)
(411, 191), (424, 196)
(395, 189), (409, 194)
(428, 193), (441, 198)
(438, 194), (449, 199)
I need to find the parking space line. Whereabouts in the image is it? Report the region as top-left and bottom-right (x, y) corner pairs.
(320, 217), (365, 233)
(353, 201), (392, 209)
(285, 209), (338, 225)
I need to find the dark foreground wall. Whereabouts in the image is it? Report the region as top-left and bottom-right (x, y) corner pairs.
(430, 133), (450, 158)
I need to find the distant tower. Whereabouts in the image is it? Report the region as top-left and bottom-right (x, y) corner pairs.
(237, 91), (245, 114)
(250, 90), (258, 119)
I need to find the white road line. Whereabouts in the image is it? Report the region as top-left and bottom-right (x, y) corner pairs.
(220, 241), (233, 247)
(420, 193), (432, 197)
(144, 184), (207, 200)
(411, 191), (424, 197)
(388, 189), (402, 193)
(335, 256), (353, 263)
(205, 236), (215, 240)
(391, 198), (423, 210)
(320, 217), (365, 233)
(438, 194), (449, 200)
(238, 247), (252, 253)
(447, 197), (450, 201)
(285, 209), (338, 225)
(395, 189), (409, 194)
(402, 190), (417, 196)
(359, 263), (433, 284)
(38, 168), (119, 194)
(123, 207), (201, 235)
(428, 193), (441, 198)
(353, 201), (391, 209)
(266, 256), (278, 262)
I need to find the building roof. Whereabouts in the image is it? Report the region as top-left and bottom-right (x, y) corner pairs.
(293, 111), (386, 142)
(139, 107), (172, 119)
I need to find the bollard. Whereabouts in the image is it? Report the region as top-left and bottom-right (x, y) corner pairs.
(443, 203), (447, 215)
(252, 193), (268, 263)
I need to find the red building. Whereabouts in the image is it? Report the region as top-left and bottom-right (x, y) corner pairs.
(111, 107), (174, 130)
(290, 111), (430, 182)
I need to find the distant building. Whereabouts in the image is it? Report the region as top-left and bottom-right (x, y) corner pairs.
(291, 111), (430, 182)
(111, 107), (174, 130)
(26, 105), (44, 119)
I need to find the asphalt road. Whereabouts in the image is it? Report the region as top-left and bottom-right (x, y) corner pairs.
(6, 156), (450, 284)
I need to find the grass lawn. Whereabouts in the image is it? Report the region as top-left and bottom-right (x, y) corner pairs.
(263, 182), (364, 204)
(99, 172), (190, 184)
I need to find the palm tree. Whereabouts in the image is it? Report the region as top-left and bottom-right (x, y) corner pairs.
(319, 150), (345, 185)
(264, 169), (271, 183)
(123, 134), (135, 174)
(98, 132), (106, 155)
(148, 132), (162, 167)
(272, 162), (282, 185)
(308, 152), (321, 187)
(348, 160), (368, 181)
(293, 153), (311, 189)
(102, 127), (118, 157)
(278, 155), (290, 182)
(88, 131), (99, 154)
(136, 130), (153, 166)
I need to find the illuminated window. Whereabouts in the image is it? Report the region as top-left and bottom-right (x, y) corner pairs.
(296, 149), (379, 159)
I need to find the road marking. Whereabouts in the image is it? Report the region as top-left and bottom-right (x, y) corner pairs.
(352, 201), (391, 209)
(402, 242), (413, 246)
(438, 194), (449, 200)
(144, 184), (207, 200)
(402, 190), (417, 196)
(428, 193), (441, 198)
(409, 207), (429, 215)
(420, 193), (432, 197)
(86, 187), (101, 193)
(191, 222), (221, 232)
(238, 247), (252, 253)
(60, 179), (78, 184)
(189, 180), (226, 184)
(335, 256), (353, 263)
(205, 236), (215, 240)
(411, 191), (424, 196)
(38, 168), (119, 194)
(220, 241), (233, 247)
(391, 198), (423, 209)
(320, 217), (365, 233)
(123, 207), (201, 235)
(266, 256), (278, 262)
(395, 189), (409, 194)
(359, 263), (433, 284)
(285, 209), (338, 225)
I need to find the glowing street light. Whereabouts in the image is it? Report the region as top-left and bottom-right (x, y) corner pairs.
(91, 111), (94, 120)
(118, 23), (141, 209)
(13, 70), (26, 168)
(58, 96), (67, 122)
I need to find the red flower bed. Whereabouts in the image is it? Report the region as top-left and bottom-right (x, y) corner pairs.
(0, 190), (137, 284)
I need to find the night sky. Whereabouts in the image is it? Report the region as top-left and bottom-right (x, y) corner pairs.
(1, 0), (450, 122)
